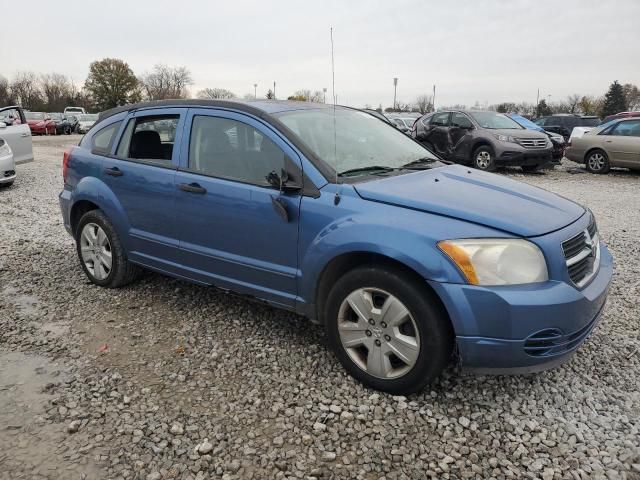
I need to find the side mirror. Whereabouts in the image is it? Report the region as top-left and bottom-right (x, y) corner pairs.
(266, 168), (302, 193)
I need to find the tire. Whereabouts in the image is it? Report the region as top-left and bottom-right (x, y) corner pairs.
(325, 266), (453, 394)
(471, 145), (496, 171)
(75, 210), (140, 288)
(585, 149), (610, 174)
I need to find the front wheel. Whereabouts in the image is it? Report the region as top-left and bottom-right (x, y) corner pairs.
(472, 146), (496, 171)
(325, 266), (453, 394)
(76, 210), (140, 288)
(585, 149), (610, 174)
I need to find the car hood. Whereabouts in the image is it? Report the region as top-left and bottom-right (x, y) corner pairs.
(79, 121), (95, 126)
(353, 164), (584, 237)
(27, 119), (46, 125)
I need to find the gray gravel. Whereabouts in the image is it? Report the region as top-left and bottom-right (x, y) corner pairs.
(0, 135), (639, 479)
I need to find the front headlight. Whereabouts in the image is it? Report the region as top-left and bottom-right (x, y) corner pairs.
(494, 134), (517, 143)
(438, 239), (548, 285)
(0, 141), (11, 156)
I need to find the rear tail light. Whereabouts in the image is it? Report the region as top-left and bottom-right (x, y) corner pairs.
(62, 148), (72, 183)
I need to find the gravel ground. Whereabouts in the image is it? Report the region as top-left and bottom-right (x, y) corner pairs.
(0, 135), (638, 480)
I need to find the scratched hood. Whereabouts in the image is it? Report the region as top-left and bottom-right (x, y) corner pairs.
(353, 164), (584, 237)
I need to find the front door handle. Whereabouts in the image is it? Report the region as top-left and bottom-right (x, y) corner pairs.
(179, 182), (207, 194)
(21, 132), (29, 137)
(104, 167), (123, 177)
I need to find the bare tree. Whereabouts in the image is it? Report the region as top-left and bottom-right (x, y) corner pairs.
(140, 64), (193, 100)
(0, 75), (15, 105)
(41, 73), (73, 111)
(309, 90), (324, 103)
(415, 94), (433, 114)
(622, 83), (640, 110)
(10, 71), (44, 110)
(566, 94), (581, 114)
(577, 95), (602, 116)
(197, 88), (236, 99)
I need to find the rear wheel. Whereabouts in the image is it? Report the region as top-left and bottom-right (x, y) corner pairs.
(585, 149), (610, 174)
(472, 146), (496, 171)
(325, 266), (453, 394)
(76, 210), (140, 288)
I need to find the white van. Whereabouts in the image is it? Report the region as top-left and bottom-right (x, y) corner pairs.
(64, 106), (86, 115)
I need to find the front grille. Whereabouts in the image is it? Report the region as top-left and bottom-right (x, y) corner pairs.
(516, 138), (548, 149)
(524, 312), (600, 357)
(562, 215), (600, 287)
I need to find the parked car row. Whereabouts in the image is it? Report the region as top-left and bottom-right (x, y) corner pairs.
(369, 109), (639, 174)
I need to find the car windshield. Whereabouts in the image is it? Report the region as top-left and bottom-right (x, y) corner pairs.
(590, 119), (619, 135)
(26, 112), (45, 120)
(79, 114), (98, 121)
(274, 108), (441, 176)
(469, 112), (523, 129)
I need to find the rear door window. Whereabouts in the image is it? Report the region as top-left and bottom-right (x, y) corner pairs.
(430, 112), (450, 127)
(91, 121), (122, 154)
(451, 112), (473, 128)
(116, 115), (179, 163)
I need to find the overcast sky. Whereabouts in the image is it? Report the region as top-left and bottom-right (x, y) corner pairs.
(1, 0), (639, 108)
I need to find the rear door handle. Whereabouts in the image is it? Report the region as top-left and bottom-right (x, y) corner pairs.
(104, 167), (123, 177)
(179, 182), (207, 194)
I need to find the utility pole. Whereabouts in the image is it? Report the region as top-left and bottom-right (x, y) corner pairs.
(393, 78), (398, 111)
(536, 88), (540, 117)
(432, 84), (436, 112)
(323, 87), (327, 103)
(254, 83), (257, 99)
(273, 81), (276, 99)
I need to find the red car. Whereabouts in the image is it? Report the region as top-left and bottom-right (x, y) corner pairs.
(602, 111), (640, 124)
(25, 111), (56, 135)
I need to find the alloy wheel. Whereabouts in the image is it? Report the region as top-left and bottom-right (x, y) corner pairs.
(588, 153), (606, 171)
(80, 223), (112, 281)
(475, 151), (491, 169)
(337, 288), (420, 379)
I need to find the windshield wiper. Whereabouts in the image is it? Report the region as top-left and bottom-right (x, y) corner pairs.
(401, 157), (440, 169)
(338, 165), (395, 177)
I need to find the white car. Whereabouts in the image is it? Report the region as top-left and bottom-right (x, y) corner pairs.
(0, 106), (34, 165)
(76, 113), (99, 133)
(0, 138), (15, 187)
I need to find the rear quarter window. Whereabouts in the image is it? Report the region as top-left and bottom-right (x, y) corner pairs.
(91, 121), (122, 155)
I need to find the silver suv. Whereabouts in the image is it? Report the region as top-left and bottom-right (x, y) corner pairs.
(412, 110), (553, 172)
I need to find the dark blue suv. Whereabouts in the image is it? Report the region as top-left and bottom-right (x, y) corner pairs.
(59, 100), (613, 393)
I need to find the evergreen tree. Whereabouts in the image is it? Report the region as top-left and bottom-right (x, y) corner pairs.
(600, 80), (628, 117)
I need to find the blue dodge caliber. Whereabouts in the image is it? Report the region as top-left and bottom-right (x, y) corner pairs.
(59, 100), (613, 393)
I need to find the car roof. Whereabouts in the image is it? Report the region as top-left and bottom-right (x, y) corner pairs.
(99, 99), (337, 122)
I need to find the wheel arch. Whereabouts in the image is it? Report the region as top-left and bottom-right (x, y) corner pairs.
(70, 200), (100, 236)
(584, 146), (608, 163)
(314, 251), (451, 329)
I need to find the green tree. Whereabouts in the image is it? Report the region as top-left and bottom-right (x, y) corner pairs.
(600, 80), (628, 117)
(536, 99), (552, 117)
(85, 58), (140, 111)
(265, 89), (275, 99)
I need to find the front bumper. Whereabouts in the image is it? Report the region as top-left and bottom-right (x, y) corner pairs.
(496, 149), (553, 167)
(0, 153), (16, 184)
(428, 244), (613, 374)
